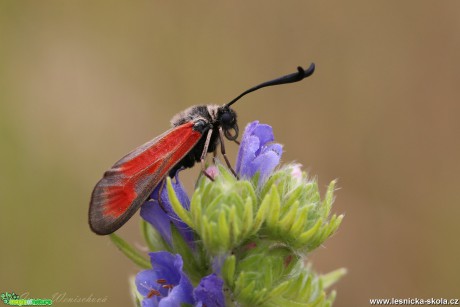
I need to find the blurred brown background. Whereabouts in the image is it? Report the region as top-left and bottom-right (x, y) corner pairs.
(1, 1), (459, 306)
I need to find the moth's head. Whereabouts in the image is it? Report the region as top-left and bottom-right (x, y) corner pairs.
(218, 106), (238, 140)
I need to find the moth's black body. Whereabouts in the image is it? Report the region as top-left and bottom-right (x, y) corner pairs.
(169, 105), (238, 177)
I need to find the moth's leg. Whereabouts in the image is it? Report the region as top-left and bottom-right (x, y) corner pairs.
(200, 128), (215, 181)
(219, 127), (238, 178)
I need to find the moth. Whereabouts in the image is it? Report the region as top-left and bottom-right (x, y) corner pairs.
(89, 63), (315, 235)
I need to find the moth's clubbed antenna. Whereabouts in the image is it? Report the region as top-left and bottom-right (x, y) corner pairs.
(225, 62), (315, 107)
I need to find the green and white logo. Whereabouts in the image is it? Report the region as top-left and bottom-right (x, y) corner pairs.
(1, 292), (52, 306)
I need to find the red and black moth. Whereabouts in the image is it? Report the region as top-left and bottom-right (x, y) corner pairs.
(89, 63), (316, 235)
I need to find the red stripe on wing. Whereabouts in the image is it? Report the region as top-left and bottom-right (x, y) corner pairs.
(103, 184), (138, 218)
(89, 121), (202, 235)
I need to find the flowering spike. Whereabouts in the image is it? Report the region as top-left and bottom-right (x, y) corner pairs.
(112, 121), (345, 306)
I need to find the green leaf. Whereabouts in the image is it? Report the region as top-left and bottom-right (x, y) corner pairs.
(218, 210), (230, 251)
(265, 280), (290, 301)
(171, 225), (193, 262)
(298, 219), (322, 246)
(241, 196), (254, 238)
(140, 219), (170, 252)
(200, 216), (211, 248)
(266, 185), (281, 230)
(234, 271), (248, 296)
(282, 185), (303, 213)
(321, 268), (347, 289)
(250, 188), (270, 235)
(260, 172), (285, 198)
(218, 163), (236, 180)
(325, 290), (337, 306)
(170, 226), (207, 284)
(222, 255), (236, 287)
(190, 192), (203, 228)
(239, 280), (256, 302)
(203, 193), (225, 219)
(167, 177), (193, 226)
(229, 205), (240, 245)
(241, 180), (258, 207)
(289, 206), (309, 237)
(109, 234), (150, 269)
(279, 200), (299, 233)
(321, 180), (336, 219)
(129, 276), (143, 307)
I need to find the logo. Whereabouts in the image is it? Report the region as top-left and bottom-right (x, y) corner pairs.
(1, 292), (52, 306)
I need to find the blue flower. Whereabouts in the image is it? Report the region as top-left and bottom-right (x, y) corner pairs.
(194, 274), (225, 307)
(136, 252), (194, 307)
(140, 173), (194, 247)
(236, 121), (283, 183)
(136, 252), (225, 307)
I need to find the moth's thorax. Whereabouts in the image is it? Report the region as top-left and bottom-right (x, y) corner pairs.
(170, 104), (222, 127)
(206, 105), (220, 122)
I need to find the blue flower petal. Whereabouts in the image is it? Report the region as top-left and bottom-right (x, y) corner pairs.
(158, 278), (194, 307)
(236, 135), (260, 177)
(249, 150), (282, 181)
(142, 297), (159, 307)
(241, 120), (259, 136)
(194, 274), (225, 307)
(149, 252), (183, 284)
(260, 143), (283, 156)
(135, 252), (195, 307)
(251, 124), (275, 154)
(211, 254), (227, 275)
(236, 121), (259, 172)
(141, 199), (174, 246)
(236, 121), (283, 184)
(136, 269), (162, 297)
(140, 173), (194, 248)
